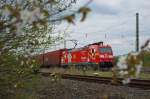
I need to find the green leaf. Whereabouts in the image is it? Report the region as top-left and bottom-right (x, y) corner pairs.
(63, 14), (75, 24)
(42, 10), (49, 17)
(78, 7), (91, 22)
(47, 0), (58, 4)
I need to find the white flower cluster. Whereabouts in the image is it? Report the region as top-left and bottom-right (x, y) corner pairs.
(122, 78), (131, 85)
(135, 64), (142, 78)
(1, 8), (11, 17)
(21, 8), (44, 25)
(1, 5), (45, 35)
(117, 55), (127, 70)
(130, 52), (143, 78)
(17, 8), (44, 35)
(117, 55), (130, 84)
(117, 52), (143, 84)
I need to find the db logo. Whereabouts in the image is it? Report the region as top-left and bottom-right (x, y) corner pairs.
(89, 49), (96, 59)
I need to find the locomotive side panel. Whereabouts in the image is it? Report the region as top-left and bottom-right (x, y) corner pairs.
(71, 50), (89, 64)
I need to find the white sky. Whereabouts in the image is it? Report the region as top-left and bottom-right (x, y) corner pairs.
(53, 0), (150, 56)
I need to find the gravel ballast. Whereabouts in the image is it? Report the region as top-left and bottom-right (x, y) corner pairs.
(36, 77), (150, 99)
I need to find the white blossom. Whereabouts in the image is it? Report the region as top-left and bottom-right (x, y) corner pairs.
(135, 64), (142, 78)
(15, 57), (19, 61)
(119, 70), (128, 76)
(16, 0), (22, 5)
(20, 8), (44, 28)
(30, 65), (34, 68)
(14, 84), (17, 88)
(24, 54), (28, 58)
(2, 8), (11, 17)
(32, 8), (44, 20)
(117, 51), (144, 85)
(26, 60), (29, 65)
(21, 9), (40, 24)
(20, 9), (32, 25)
(15, 22), (24, 35)
(11, 17), (17, 23)
(23, 8), (43, 24)
(21, 61), (24, 66)
(117, 55), (127, 69)
(122, 77), (131, 85)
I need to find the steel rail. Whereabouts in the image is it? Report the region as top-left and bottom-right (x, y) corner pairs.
(40, 72), (150, 90)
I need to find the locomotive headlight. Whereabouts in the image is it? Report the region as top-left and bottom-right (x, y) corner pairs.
(100, 55), (104, 58)
(109, 55), (113, 58)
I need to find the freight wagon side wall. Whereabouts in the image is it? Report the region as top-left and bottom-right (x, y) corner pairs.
(37, 49), (66, 67)
(43, 50), (62, 66)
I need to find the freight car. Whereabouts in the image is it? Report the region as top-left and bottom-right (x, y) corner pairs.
(38, 42), (114, 70)
(37, 49), (66, 67)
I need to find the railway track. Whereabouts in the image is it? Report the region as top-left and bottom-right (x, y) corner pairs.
(40, 72), (150, 90)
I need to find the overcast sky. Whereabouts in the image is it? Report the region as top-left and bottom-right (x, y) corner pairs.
(54, 0), (150, 56)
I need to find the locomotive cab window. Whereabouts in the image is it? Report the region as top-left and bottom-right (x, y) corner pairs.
(99, 47), (112, 53)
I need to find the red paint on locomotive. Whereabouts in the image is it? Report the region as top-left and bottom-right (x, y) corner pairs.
(61, 42), (113, 68)
(39, 42), (113, 68)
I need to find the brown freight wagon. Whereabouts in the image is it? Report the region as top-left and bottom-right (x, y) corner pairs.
(38, 49), (66, 67)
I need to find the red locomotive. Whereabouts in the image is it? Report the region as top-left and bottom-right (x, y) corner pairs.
(38, 42), (113, 70)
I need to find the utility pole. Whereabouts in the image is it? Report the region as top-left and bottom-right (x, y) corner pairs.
(136, 13), (139, 52)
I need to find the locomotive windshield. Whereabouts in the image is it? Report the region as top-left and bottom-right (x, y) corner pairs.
(99, 47), (112, 53)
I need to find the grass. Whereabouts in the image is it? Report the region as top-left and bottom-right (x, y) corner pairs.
(143, 51), (150, 67)
(114, 51), (150, 67)
(40, 67), (150, 80)
(139, 72), (150, 80)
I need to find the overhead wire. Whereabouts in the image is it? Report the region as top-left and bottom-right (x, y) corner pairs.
(58, 8), (149, 48)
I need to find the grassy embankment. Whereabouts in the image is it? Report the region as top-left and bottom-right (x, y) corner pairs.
(114, 51), (150, 67)
(40, 66), (150, 80)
